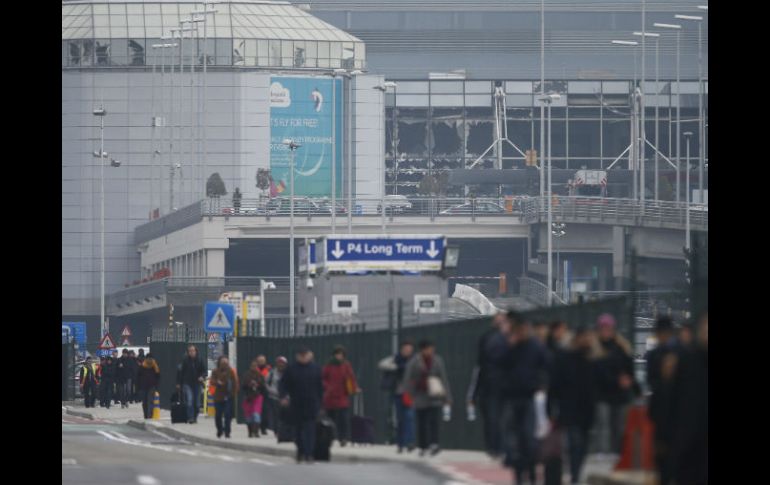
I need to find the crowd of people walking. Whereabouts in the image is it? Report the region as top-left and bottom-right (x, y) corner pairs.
(77, 309), (707, 483)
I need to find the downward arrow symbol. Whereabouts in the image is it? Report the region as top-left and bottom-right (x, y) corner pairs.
(331, 240), (345, 259)
(426, 240), (440, 258)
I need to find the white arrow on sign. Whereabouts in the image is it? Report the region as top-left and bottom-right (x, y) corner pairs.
(331, 240), (345, 259)
(426, 240), (440, 258)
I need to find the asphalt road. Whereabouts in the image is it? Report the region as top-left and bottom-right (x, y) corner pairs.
(62, 413), (450, 485)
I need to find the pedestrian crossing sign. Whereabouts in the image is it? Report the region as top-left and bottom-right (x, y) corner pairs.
(98, 333), (116, 350)
(204, 302), (235, 333)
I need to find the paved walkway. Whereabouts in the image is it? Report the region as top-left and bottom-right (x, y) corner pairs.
(64, 403), (648, 484)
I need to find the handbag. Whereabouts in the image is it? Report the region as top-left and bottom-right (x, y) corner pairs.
(345, 364), (356, 395)
(427, 376), (446, 398)
(401, 392), (413, 408)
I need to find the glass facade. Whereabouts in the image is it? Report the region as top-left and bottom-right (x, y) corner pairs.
(62, 2), (366, 70)
(385, 79), (707, 196)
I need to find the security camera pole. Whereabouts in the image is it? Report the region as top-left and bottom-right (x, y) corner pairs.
(538, 93), (560, 306)
(283, 139), (301, 335)
(373, 82), (397, 233)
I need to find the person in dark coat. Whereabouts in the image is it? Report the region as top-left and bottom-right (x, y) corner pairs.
(99, 356), (115, 408)
(551, 327), (600, 484)
(233, 187), (242, 213)
(645, 316), (680, 485)
(322, 346), (359, 447)
(500, 316), (548, 485)
(671, 312), (708, 485)
(116, 349), (131, 408)
(137, 354), (160, 419)
(594, 313), (639, 454)
(468, 311), (520, 458)
(176, 345), (206, 423)
(280, 348), (324, 463)
(126, 351), (139, 404)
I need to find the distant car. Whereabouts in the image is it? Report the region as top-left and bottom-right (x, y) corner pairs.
(377, 195), (413, 214)
(439, 202), (506, 215)
(316, 200), (348, 215)
(265, 198), (342, 215)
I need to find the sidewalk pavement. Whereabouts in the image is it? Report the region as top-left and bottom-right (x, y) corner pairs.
(63, 403), (649, 484)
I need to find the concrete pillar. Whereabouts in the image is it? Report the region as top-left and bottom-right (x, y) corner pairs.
(206, 249), (226, 277)
(612, 226), (626, 291)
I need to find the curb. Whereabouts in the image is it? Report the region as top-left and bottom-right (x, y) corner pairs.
(587, 471), (655, 485)
(63, 407), (96, 420)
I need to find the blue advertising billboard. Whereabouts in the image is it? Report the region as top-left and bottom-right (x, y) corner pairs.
(270, 76), (343, 197)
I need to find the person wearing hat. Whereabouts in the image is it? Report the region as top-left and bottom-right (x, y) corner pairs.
(645, 316), (679, 485)
(322, 345), (360, 447)
(594, 313), (638, 455)
(265, 356), (288, 437)
(280, 347), (323, 463)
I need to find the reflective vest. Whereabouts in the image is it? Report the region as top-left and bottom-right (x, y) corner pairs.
(81, 363), (97, 386)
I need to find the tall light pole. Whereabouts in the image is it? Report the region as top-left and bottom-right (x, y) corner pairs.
(259, 279), (276, 337)
(158, 38), (177, 214)
(326, 69), (351, 234)
(698, 5), (708, 203)
(552, 222), (566, 296)
(373, 82), (397, 233)
(675, 13), (705, 205)
(337, 69), (363, 234)
(611, 40), (639, 199)
(684, 131), (693, 250)
(93, 106), (107, 336)
(654, 23), (682, 202)
(192, 2), (218, 197)
(539, 93), (560, 305)
(539, 0), (545, 198)
(636, 31), (661, 200)
(283, 139), (301, 336)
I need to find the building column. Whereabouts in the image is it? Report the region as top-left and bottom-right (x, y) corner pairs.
(206, 249), (226, 278)
(612, 226), (626, 291)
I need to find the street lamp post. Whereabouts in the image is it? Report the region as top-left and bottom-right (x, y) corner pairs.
(93, 106), (106, 337)
(538, 93), (560, 306)
(373, 82), (397, 233)
(334, 70), (363, 235)
(634, 31), (660, 200)
(259, 279), (276, 337)
(654, 23), (682, 202)
(192, 3), (219, 197)
(684, 131), (693, 250)
(611, 40), (639, 199)
(675, 13), (705, 205)
(552, 222), (566, 296)
(283, 139), (301, 336)
(539, 0), (545, 198)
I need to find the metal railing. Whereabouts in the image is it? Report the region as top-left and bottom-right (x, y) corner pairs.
(522, 196), (708, 230)
(518, 276), (566, 307)
(201, 196), (527, 219)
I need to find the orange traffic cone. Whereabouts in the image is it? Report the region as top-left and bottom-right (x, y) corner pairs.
(615, 405), (655, 471)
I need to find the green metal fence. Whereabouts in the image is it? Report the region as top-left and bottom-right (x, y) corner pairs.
(234, 296), (631, 450)
(149, 341), (208, 410)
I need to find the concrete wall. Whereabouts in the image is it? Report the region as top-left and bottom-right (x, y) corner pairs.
(62, 70), (385, 317)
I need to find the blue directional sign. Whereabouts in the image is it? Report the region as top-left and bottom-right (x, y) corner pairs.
(204, 302), (235, 333)
(62, 322), (87, 347)
(320, 235), (446, 271)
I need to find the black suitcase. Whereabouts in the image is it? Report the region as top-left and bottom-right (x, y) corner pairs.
(350, 394), (375, 445)
(544, 457), (563, 485)
(313, 417), (335, 461)
(170, 391), (187, 424)
(276, 406), (296, 443)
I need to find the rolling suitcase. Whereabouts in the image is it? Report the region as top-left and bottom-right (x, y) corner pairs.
(541, 425), (564, 485)
(170, 390), (187, 424)
(313, 416), (336, 461)
(276, 405), (296, 443)
(350, 393), (375, 445)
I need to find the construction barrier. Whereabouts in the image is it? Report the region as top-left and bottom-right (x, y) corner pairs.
(615, 405), (654, 471)
(152, 391), (161, 420)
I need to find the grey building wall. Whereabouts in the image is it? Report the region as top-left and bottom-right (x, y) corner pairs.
(62, 70), (383, 317)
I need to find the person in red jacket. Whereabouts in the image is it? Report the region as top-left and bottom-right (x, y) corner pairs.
(322, 346), (359, 447)
(255, 355), (272, 436)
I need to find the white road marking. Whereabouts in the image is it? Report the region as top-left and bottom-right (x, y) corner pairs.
(62, 458), (78, 466)
(136, 475), (161, 485)
(95, 430), (274, 466)
(248, 457), (276, 466)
